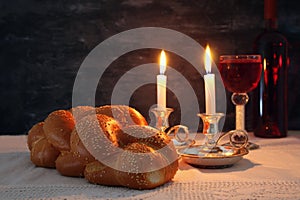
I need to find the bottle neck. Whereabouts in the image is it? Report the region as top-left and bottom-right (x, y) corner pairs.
(264, 0), (278, 30)
(264, 18), (278, 30)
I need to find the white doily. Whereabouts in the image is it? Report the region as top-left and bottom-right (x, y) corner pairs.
(1, 181), (300, 200)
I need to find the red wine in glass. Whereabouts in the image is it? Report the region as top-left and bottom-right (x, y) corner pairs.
(219, 55), (262, 149)
(219, 55), (262, 93)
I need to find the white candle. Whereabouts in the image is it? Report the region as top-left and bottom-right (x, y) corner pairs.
(204, 45), (216, 114)
(157, 50), (167, 110)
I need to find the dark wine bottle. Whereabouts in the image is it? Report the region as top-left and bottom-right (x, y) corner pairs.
(252, 0), (288, 138)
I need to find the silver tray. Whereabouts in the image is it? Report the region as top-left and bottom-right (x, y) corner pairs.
(178, 145), (249, 168)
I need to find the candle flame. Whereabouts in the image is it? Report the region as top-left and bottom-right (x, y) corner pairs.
(205, 45), (212, 73)
(160, 50), (167, 74)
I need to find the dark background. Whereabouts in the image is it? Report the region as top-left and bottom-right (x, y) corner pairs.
(1, 0), (299, 134)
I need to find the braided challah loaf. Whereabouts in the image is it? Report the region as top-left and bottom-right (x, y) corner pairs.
(79, 117), (178, 189)
(27, 105), (179, 189)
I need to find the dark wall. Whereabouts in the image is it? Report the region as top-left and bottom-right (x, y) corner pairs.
(1, 0), (300, 134)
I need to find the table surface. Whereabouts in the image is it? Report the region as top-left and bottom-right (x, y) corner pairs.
(0, 131), (300, 200)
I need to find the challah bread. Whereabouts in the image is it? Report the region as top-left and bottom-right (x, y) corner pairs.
(119, 126), (179, 183)
(28, 122), (60, 168)
(56, 105), (149, 177)
(70, 106), (95, 121)
(70, 105), (148, 127)
(85, 149), (170, 189)
(55, 151), (90, 177)
(43, 110), (75, 151)
(114, 142), (174, 189)
(84, 161), (121, 186)
(30, 137), (60, 168)
(95, 105), (148, 127)
(69, 129), (95, 163)
(56, 114), (121, 177)
(27, 105), (178, 190)
(27, 122), (45, 151)
(84, 125), (178, 189)
(116, 125), (171, 148)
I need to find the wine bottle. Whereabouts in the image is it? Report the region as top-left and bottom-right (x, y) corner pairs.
(252, 0), (289, 138)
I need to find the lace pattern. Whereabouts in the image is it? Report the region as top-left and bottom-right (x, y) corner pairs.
(1, 181), (300, 200)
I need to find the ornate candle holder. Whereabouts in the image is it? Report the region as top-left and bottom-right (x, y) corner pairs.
(150, 107), (174, 131)
(198, 113), (224, 153)
(150, 107), (194, 148)
(177, 112), (249, 168)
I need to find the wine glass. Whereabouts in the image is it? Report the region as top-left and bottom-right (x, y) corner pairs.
(219, 55), (262, 149)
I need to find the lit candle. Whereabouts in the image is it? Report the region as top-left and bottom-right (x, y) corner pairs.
(204, 45), (216, 114)
(157, 50), (167, 110)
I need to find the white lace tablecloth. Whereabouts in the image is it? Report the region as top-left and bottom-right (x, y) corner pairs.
(1, 132), (300, 200)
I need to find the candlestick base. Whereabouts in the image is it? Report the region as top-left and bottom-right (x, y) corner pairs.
(177, 112), (249, 168)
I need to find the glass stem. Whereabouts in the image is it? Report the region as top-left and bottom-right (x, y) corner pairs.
(236, 104), (245, 130)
